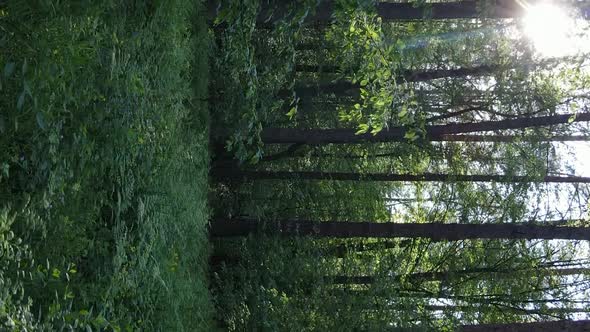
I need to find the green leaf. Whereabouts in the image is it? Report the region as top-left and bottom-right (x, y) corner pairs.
(404, 130), (417, 140)
(3, 62), (15, 78)
(371, 124), (383, 135)
(17, 91), (25, 110)
(399, 106), (408, 118)
(36, 112), (46, 130)
(568, 114), (577, 123)
(396, 39), (406, 50)
(21, 58), (28, 75)
(1, 163), (9, 178)
(355, 123), (369, 135)
(360, 79), (368, 87)
(23, 80), (32, 97)
(286, 106), (297, 120)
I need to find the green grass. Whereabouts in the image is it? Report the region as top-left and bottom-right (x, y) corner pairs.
(1, 1), (213, 330)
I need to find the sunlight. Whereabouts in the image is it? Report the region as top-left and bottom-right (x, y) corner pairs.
(523, 3), (590, 57)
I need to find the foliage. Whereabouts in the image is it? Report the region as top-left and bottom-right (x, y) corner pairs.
(1, 0), (213, 330)
(209, 0), (590, 330)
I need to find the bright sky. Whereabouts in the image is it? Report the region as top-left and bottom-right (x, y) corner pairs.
(520, 3), (590, 315)
(567, 142), (590, 177)
(519, 2), (590, 177)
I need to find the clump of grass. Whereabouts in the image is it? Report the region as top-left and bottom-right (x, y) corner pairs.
(1, 0), (213, 330)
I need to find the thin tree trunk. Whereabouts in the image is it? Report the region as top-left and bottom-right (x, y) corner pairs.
(225, 170), (590, 184)
(208, 1), (530, 26)
(260, 112), (590, 144)
(288, 65), (501, 98)
(439, 135), (590, 142)
(427, 304), (589, 316)
(209, 219), (590, 240)
(259, 136), (589, 162)
(458, 319), (590, 332)
(325, 239), (412, 258)
(329, 267), (590, 285)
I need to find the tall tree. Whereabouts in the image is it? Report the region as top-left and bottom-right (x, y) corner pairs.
(209, 219), (590, 240)
(260, 112), (590, 144)
(288, 64), (502, 97)
(329, 267), (590, 285)
(210, 1), (590, 26)
(225, 171), (590, 184)
(459, 319), (590, 332)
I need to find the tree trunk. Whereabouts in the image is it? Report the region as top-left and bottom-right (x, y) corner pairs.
(427, 305), (589, 316)
(209, 1), (590, 28)
(438, 135), (590, 142)
(458, 319), (590, 332)
(288, 65), (501, 98)
(330, 267), (590, 285)
(209, 219), (590, 241)
(208, 1), (530, 26)
(325, 239), (412, 258)
(225, 170), (590, 184)
(260, 112), (590, 144)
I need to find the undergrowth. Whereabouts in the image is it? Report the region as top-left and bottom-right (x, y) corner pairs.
(1, 0), (212, 330)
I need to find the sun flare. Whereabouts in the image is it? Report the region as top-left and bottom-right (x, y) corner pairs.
(523, 3), (590, 57)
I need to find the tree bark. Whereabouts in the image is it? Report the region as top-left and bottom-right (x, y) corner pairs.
(427, 305), (588, 316)
(288, 65), (501, 98)
(325, 239), (412, 258)
(209, 219), (590, 241)
(260, 112), (590, 144)
(209, 1), (590, 28)
(225, 171), (590, 184)
(330, 267), (590, 285)
(458, 319), (590, 332)
(208, 1), (529, 26)
(438, 135), (590, 142)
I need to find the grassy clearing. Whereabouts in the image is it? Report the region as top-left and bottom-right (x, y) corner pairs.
(1, 1), (212, 330)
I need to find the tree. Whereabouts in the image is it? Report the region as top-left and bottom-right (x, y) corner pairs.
(209, 219), (590, 240)
(429, 134), (590, 143)
(225, 171), (590, 184)
(210, 1), (587, 27)
(459, 319), (590, 332)
(329, 267), (590, 285)
(288, 64), (502, 98)
(260, 112), (590, 144)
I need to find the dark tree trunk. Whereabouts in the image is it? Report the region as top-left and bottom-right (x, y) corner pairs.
(208, 1), (532, 26)
(224, 170), (590, 184)
(330, 267), (590, 285)
(326, 239), (412, 258)
(288, 65), (501, 98)
(459, 319), (590, 332)
(260, 112), (590, 144)
(256, 136), (590, 162)
(438, 135), (590, 142)
(426, 305), (589, 316)
(209, 1), (590, 28)
(209, 219), (590, 241)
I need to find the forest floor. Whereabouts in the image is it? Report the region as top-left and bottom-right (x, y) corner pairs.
(1, 1), (213, 330)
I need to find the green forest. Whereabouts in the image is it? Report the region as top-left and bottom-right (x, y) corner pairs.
(2, 0), (590, 331)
